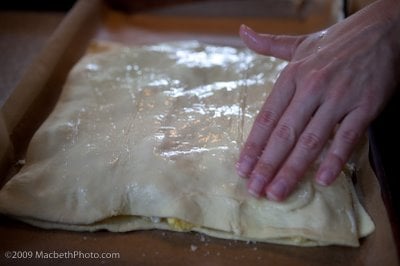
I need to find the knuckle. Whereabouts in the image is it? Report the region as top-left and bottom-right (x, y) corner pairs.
(273, 123), (296, 144)
(301, 68), (328, 96)
(299, 132), (322, 151)
(326, 87), (346, 106)
(340, 129), (361, 145)
(308, 71), (324, 90)
(255, 109), (278, 129)
(358, 104), (377, 121)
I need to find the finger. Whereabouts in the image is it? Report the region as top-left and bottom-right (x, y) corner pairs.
(264, 103), (340, 201)
(316, 107), (369, 186)
(246, 86), (321, 197)
(239, 24), (305, 61)
(236, 68), (296, 178)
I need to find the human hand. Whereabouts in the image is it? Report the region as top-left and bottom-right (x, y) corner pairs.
(236, 0), (400, 201)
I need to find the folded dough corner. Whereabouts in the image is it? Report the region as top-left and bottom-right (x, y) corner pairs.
(0, 41), (374, 247)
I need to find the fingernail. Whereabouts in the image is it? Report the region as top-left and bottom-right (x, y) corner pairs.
(317, 170), (333, 186)
(236, 155), (254, 177)
(247, 176), (266, 197)
(267, 180), (288, 201)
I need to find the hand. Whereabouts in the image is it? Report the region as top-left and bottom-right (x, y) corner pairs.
(236, 0), (400, 201)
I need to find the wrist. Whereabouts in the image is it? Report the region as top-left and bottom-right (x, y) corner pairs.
(379, 0), (400, 22)
(369, 0), (400, 52)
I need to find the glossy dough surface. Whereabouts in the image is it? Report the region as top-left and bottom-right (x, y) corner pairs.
(0, 41), (374, 246)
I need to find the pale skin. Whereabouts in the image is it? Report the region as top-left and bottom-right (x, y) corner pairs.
(236, 0), (400, 201)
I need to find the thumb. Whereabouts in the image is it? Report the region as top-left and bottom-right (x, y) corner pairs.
(239, 24), (305, 61)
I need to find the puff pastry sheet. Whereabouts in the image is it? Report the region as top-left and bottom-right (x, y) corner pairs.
(0, 41), (374, 246)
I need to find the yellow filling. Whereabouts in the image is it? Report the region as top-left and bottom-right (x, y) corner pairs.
(166, 217), (195, 231)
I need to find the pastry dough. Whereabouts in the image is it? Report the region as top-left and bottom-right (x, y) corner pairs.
(0, 41), (374, 246)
